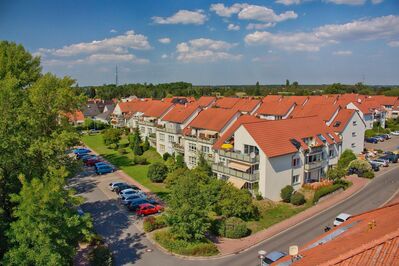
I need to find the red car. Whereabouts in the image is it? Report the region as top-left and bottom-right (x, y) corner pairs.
(85, 157), (102, 166)
(135, 203), (163, 216)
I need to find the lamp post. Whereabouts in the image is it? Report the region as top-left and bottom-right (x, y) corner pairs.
(258, 250), (266, 266)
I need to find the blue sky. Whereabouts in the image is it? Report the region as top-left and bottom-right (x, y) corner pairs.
(1, 0), (399, 85)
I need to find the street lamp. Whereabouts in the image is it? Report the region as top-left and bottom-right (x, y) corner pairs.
(258, 250), (266, 266)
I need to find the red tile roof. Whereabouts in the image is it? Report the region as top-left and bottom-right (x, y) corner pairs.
(161, 104), (200, 123)
(351, 100), (380, 115)
(370, 95), (398, 106)
(65, 110), (85, 122)
(215, 97), (241, 109)
(243, 116), (341, 158)
(232, 98), (262, 113)
(142, 100), (174, 118)
(262, 95), (282, 103)
(257, 100), (296, 116)
(117, 99), (151, 114)
(306, 95), (338, 106)
(291, 104), (340, 122)
(213, 115), (261, 149)
(330, 109), (356, 132)
(283, 96), (309, 106)
(196, 96), (216, 107)
(186, 108), (239, 132)
(275, 203), (399, 266)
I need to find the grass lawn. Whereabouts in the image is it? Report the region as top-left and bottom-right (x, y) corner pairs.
(82, 133), (168, 195)
(246, 200), (311, 234)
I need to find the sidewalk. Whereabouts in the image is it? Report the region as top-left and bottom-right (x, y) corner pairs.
(214, 175), (369, 255)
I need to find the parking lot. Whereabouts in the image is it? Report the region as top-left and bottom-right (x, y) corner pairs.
(365, 135), (399, 152)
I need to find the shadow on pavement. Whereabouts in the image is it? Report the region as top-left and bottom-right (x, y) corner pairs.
(82, 199), (148, 265)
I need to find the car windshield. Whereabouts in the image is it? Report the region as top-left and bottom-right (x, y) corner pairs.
(336, 218), (345, 222)
(263, 257), (275, 265)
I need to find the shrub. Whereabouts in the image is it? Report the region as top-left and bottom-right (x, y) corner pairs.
(142, 137), (150, 151)
(165, 168), (188, 188)
(148, 162), (168, 183)
(362, 170), (375, 179)
(118, 148), (126, 154)
(163, 152), (171, 161)
(143, 215), (167, 232)
(103, 128), (121, 146)
(281, 185), (294, 203)
(89, 245), (113, 266)
(154, 230), (218, 256)
(290, 192), (306, 206)
(337, 149), (357, 169)
(348, 159), (372, 174)
(109, 143), (117, 150)
(326, 167), (346, 180)
(333, 178), (351, 188)
(255, 192), (263, 201)
(132, 156), (148, 165)
(218, 217), (248, 239)
(313, 184), (344, 204)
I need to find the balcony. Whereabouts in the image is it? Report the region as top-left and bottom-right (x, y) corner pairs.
(304, 160), (323, 171)
(219, 149), (259, 164)
(148, 133), (156, 143)
(138, 120), (156, 127)
(185, 135), (217, 145)
(157, 126), (182, 134)
(172, 142), (184, 153)
(212, 163), (259, 182)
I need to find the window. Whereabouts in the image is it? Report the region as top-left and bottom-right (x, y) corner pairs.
(292, 175), (300, 185)
(159, 144), (165, 152)
(159, 133), (165, 141)
(148, 128), (152, 134)
(292, 158), (300, 167)
(329, 149), (335, 158)
(351, 143), (356, 148)
(244, 144), (259, 155)
(189, 142), (197, 152)
(140, 126), (145, 134)
(201, 145), (210, 154)
(189, 156), (197, 166)
(168, 135), (174, 143)
(353, 121), (357, 126)
(352, 132), (357, 137)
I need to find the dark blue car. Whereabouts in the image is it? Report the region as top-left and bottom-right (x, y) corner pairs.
(95, 164), (114, 175)
(73, 148), (91, 154)
(365, 137), (378, 144)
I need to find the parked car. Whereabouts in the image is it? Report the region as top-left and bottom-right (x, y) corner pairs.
(369, 162), (380, 172)
(369, 158), (389, 167)
(119, 188), (145, 199)
(109, 182), (127, 191)
(379, 154), (398, 163)
(81, 154), (97, 162)
(95, 162), (109, 169)
(384, 151), (399, 160)
(261, 251), (288, 266)
(127, 198), (159, 211)
(135, 203), (163, 216)
(95, 164), (115, 175)
(380, 134), (391, 140)
(85, 157), (103, 166)
(333, 213), (351, 227)
(121, 193), (147, 205)
(73, 148), (91, 154)
(365, 137), (378, 144)
(114, 184), (140, 194)
(374, 136), (385, 142)
(391, 131), (399, 136)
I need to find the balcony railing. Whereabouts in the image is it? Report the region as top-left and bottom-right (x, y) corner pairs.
(138, 120), (156, 127)
(172, 143), (184, 153)
(148, 133), (156, 143)
(304, 160), (323, 171)
(219, 149), (259, 164)
(212, 163), (259, 182)
(157, 126), (182, 134)
(185, 135), (217, 145)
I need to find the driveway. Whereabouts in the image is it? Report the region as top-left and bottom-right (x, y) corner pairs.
(365, 135), (399, 151)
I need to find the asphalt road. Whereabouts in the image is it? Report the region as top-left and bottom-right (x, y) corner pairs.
(70, 163), (399, 266)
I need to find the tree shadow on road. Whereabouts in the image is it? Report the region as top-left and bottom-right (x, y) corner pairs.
(82, 199), (148, 265)
(68, 176), (98, 195)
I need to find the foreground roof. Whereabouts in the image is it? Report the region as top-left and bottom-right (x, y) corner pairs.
(186, 108), (239, 132)
(161, 104), (200, 123)
(214, 97), (241, 109)
(291, 104), (340, 122)
(243, 116), (340, 158)
(275, 203), (399, 266)
(196, 96), (216, 107)
(257, 100), (296, 116)
(330, 109), (356, 132)
(142, 100), (174, 118)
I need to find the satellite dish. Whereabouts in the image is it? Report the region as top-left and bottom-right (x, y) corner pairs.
(250, 152), (256, 159)
(289, 245), (299, 256)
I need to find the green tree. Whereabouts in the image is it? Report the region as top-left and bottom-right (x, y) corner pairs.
(3, 168), (92, 265)
(165, 168), (189, 188)
(286, 79), (290, 87)
(103, 128), (121, 146)
(196, 153), (212, 176)
(142, 136), (150, 152)
(129, 127), (143, 155)
(337, 149), (357, 169)
(281, 185), (294, 203)
(148, 162), (168, 183)
(175, 154), (186, 169)
(167, 171), (211, 240)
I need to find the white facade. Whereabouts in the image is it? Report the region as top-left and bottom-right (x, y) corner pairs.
(258, 104), (295, 120)
(335, 111), (366, 155)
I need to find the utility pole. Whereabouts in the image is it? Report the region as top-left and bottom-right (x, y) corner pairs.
(115, 65), (118, 86)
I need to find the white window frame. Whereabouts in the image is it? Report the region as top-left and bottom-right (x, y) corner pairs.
(168, 135), (174, 143)
(189, 156), (197, 166)
(292, 175), (300, 185)
(189, 142), (197, 152)
(201, 145), (210, 154)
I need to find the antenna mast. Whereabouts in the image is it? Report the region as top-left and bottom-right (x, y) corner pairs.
(115, 65), (118, 86)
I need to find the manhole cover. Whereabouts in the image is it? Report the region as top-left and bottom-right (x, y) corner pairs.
(146, 248), (153, 252)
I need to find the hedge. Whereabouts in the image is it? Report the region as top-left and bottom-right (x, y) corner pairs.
(218, 217), (248, 239)
(280, 185), (294, 203)
(143, 215), (167, 232)
(313, 184), (345, 204)
(290, 192), (306, 206)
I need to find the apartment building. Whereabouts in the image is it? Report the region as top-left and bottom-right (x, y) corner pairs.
(213, 116), (341, 201)
(256, 100), (296, 120)
(330, 109), (366, 154)
(346, 101), (386, 129)
(156, 104), (201, 156)
(183, 108), (241, 169)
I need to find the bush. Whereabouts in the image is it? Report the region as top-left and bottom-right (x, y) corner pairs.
(281, 185), (294, 203)
(362, 170), (375, 179)
(348, 159), (372, 174)
(143, 215), (167, 232)
(333, 178), (351, 188)
(132, 156), (148, 165)
(165, 168), (188, 188)
(218, 217), (248, 239)
(109, 143), (117, 150)
(148, 162), (168, 183)
(255, 192), (263, 201)
(290, 192), (306, 206)
(118, 148), (126, 154)
(163, 152), (171, 161)
(337, 149), (357, 169)
(313, 184), (344, 204)
(103, 128), (121, 146)
(154, 230), (219, 256)
(89, 245), (113, 266)
(327, 167), (346, 180)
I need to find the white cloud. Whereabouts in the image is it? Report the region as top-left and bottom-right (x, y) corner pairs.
(158, 37), (171, 44)
(238, 5), (298, 22)
(161, 54), (168, 59)
(387, 40), (399, 47)
(110, 29), (117, 33)
(176, 38), (241, 62)
(82, 53), (149, 64)
(371, 0), (383, 4)
(210, 3), (248, 17)
(42, 30), (151, 57)
(275, 0), (302, 5)
(333, 50), (352, 56)
(227, 23), (240, 31)
(152, 10), (207, 25)
(246, 22), (275, 30)
(245, 15), (399, 52)
(325, 0), (366, 5)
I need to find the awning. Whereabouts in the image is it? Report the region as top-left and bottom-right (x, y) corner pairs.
(228, 176), (246, 189)
(221, 143), (233, 150)
(228, 162), (251, 172)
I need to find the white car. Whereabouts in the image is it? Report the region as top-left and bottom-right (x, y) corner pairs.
(333, 213), (351, 227)
(371, 158), (389, 167)
(391, 131), (399, 136)
(118, 188), (143, 199)
(109, 182), (126, 191)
